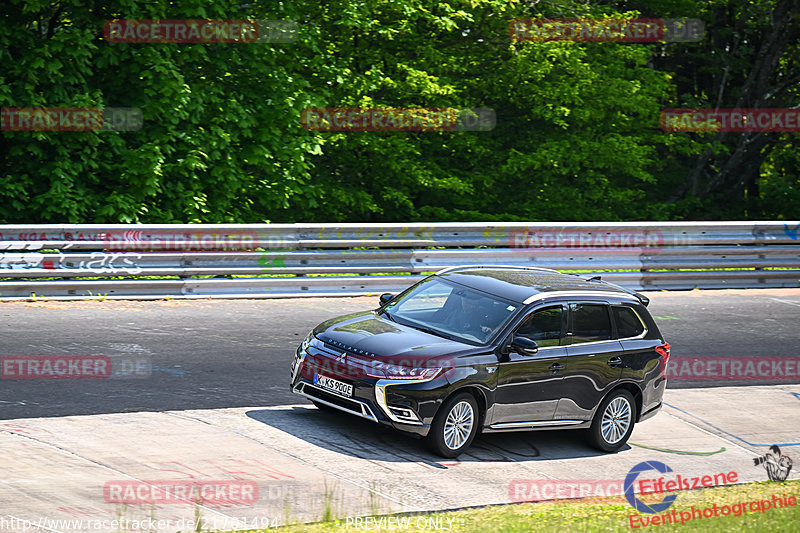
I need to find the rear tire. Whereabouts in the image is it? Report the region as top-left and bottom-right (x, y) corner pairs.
(426, 393), (479, 458)
(589, 389), (636, 452)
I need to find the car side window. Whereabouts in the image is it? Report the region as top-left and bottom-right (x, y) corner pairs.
(568, 304), (612, 344)
(515, 306), (564, 347)
(612, 306), (645, 338)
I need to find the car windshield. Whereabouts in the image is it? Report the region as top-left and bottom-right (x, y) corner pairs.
(380, 277), (519, 344)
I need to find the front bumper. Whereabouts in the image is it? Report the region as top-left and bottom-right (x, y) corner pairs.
(292, 380), (379, 422)
(289, 340), (450, 437)
(291, 376), (437, 437)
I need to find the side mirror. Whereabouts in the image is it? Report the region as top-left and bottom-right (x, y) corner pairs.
(379, 293), (395, 305)
(511, 336), (539, 355)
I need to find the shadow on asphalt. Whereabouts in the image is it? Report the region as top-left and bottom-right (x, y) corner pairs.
(246, 405), (620, 467)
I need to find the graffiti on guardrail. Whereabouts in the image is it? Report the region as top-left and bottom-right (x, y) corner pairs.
(75, 252), (143, 274)
(10, 232), (92, 241)
(0, 252), (144, 274)
(259, 255), (287, 270)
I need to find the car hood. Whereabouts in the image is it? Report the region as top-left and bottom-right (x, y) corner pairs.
(313, 311), (481, 360)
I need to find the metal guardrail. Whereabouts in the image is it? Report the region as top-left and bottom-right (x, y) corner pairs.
(0, 222), (798, 300)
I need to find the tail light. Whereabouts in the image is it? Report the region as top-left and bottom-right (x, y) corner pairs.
(655, 342), (670, 378)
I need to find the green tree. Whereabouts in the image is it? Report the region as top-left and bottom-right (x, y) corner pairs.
(0, 0), (327, 223)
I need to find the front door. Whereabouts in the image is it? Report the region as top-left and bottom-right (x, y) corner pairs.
(492, 305), (568, 424)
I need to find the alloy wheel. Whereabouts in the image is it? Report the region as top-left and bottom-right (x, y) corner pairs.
(443, 400), (474, 450)
(601, 396), (631, 444)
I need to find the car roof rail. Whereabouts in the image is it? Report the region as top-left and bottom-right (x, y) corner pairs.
(574, 275), (650, 306)
(435, 265), (561, 275)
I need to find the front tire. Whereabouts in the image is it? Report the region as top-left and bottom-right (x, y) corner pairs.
(589, 389), (636, 452)
(426, 393), (479, 458)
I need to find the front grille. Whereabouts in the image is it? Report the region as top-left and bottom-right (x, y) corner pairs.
(293, 382), (378, 422)
(306, 387), (357, 409)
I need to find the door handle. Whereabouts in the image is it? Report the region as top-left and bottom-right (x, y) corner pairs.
(607, 357), (622, 367)
(549, 363), (565, 373)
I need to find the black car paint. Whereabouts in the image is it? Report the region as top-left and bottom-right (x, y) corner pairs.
(291, 269), (667, 444)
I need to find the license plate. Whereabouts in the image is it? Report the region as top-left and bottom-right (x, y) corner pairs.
(314, 374), (353, 397)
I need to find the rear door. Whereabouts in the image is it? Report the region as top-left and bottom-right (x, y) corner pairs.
(554, 302), (624, 421)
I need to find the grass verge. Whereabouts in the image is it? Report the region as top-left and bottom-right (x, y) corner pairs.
(243, 480), (799, 533)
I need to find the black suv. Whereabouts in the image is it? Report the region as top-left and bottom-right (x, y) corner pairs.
(290, 266), (669, 457)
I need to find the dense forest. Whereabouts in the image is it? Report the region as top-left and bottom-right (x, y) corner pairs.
(0, 0), (798, 224)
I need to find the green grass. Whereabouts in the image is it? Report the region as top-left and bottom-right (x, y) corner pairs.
(240, 480), (799, 533)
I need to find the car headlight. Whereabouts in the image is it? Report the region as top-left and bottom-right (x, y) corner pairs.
(292, 332), (315, 381)
(300, 332), (314, 354)
(369, 361), (444, 380)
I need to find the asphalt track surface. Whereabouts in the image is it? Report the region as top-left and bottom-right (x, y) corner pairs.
(1, 288), (800, 420)
(1, 290), (800, 533)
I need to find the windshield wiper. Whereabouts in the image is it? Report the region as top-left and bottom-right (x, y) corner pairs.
(412, 325), (446, 338)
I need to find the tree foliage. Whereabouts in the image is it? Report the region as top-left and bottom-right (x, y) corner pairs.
(0, 0), (797, 223)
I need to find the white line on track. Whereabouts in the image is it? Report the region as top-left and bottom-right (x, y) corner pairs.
(768, 297), (800, 307)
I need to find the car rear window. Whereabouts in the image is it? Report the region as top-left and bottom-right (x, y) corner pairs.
(569, 304), (612, 344)
(613, 306), (645, 338)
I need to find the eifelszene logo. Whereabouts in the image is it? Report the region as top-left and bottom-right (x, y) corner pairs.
(624, 460), (739, 515)
(625, 461), (678, 513)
